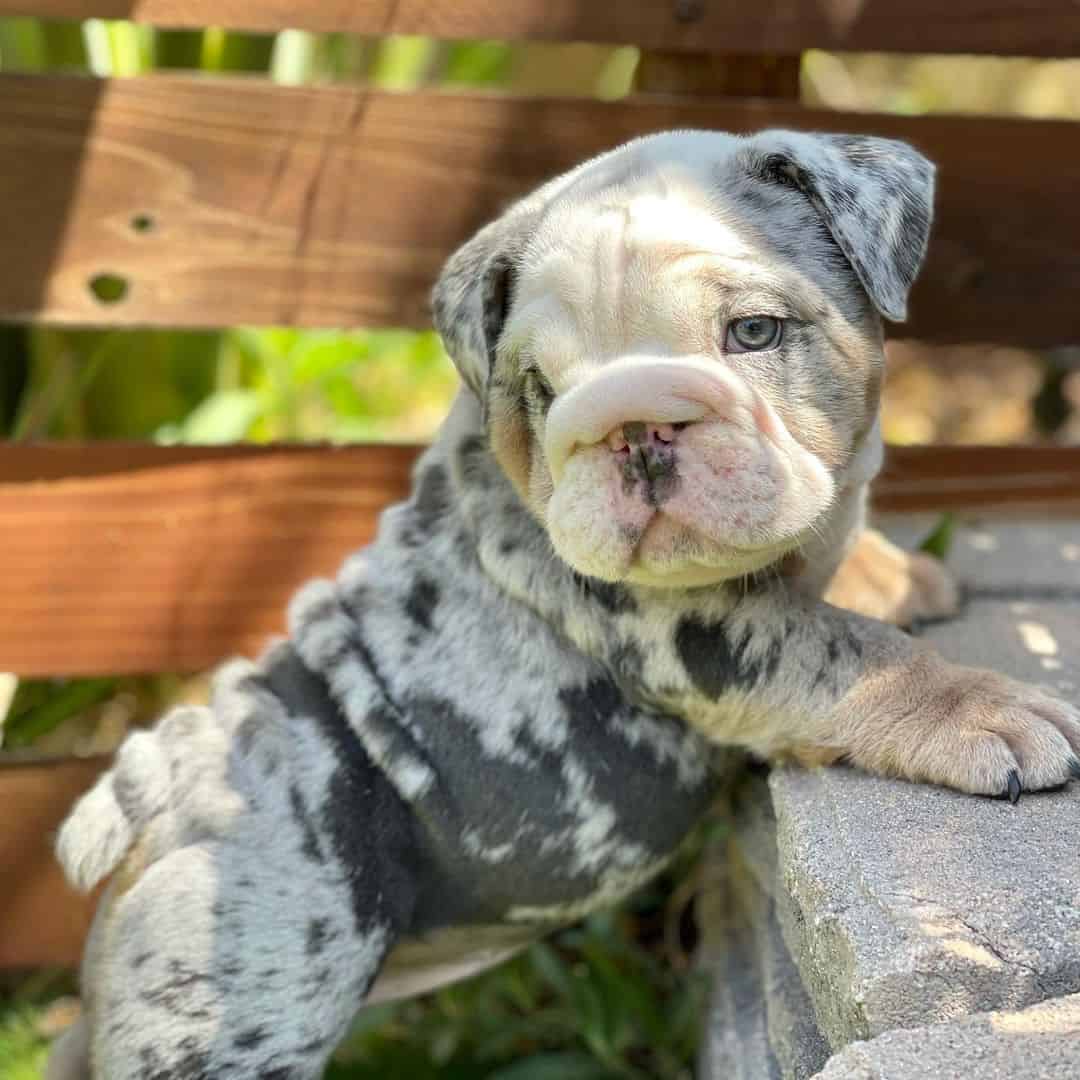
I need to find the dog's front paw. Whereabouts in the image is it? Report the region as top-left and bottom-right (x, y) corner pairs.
(826, 528), (960, 627)
(855, 662), (1080, 801)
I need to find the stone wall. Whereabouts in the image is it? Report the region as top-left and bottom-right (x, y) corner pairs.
(700, 519), (1080, 1079)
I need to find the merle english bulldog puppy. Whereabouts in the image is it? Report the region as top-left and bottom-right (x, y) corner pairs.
(50, 129), (1080, 1080)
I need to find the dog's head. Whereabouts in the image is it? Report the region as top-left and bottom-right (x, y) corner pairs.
(433, 130), (934, 587)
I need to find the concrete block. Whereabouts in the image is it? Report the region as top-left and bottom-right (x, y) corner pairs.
(770, 765), (1080, 1047)
(814, 992), (1080, 1079)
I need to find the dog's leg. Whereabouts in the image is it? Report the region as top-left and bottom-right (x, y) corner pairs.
(51, 661), (416, 1079)
(662, 589), (1080, 799)
(504, 556), (1080, 799)
(83, 836), (393, 1079)
(824, 527), (960, 626)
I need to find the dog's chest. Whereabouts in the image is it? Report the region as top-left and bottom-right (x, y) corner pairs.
(291, 527), (719, 932)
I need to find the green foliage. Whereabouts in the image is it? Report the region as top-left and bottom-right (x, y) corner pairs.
(918, 513), (957, 560)
(0, 973), (76, 1079)
(322, 846), (711, 1080)
(5, 327), (457, 444)
(3, 678), (117, 749)
(0, 1007), (49, 1080)
(329, 913), (707, 1080)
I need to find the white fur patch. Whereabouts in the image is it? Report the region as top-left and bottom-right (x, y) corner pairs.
(56, 775), (135, 893)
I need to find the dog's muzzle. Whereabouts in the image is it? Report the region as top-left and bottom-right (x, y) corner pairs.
(543, 356), (778, 483)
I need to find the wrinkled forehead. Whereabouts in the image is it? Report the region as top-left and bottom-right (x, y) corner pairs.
(521, 194), (751, 297)
(509, 152), (866, 349)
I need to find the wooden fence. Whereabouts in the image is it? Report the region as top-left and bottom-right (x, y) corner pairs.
(1, 0), (1079, 680)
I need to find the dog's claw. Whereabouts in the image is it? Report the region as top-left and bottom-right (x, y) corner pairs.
(1005, 770), (1022, 804)
(1069, 757), (1080, 781)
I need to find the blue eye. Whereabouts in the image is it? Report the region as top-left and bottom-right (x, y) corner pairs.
(726, 316), (783, 352)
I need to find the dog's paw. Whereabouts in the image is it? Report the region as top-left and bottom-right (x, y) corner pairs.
(866, 664), (1080, 800)
(826, 528), (960, 627)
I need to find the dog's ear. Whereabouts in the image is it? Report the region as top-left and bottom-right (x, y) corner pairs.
(746, 131), (935, 322)
(431, 208), (536, 399)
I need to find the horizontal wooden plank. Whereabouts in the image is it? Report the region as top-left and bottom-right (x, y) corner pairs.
(1, 442), (1078, 677)
(875, 445), (1080, 512)
(3, 0), (1080, 57)
(0, 445), (419, 675)
(0, 440), (392, 483)
(3, 74), (1080, 346)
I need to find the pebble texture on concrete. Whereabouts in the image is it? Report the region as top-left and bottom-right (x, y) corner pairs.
(815, 992), (1080, 1080)
(701, 518), (1080, 1079)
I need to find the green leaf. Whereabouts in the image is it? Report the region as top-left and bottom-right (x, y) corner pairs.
(0, 16), (47, 71)
(270, 28), (323, 85)
(0, 1007), (49, 1080)
(164, 388), (260, 444)
(663, 970), (710, 1056)
(153, 28), (205, 69)
(443, 41), (512, 87)
(918, 512), (956, 560)
(369, 35), (440, 89)
(4, 678), (117, 748)
(204, 29), (274, 73)
(579, 941), (664, 1046)
(527, 943), (576, 1003)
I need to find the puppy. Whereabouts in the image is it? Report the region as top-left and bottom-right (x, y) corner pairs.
(50, 129), (1080, 1079)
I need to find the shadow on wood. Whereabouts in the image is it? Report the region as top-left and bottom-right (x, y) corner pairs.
(0, 756), (106, 969)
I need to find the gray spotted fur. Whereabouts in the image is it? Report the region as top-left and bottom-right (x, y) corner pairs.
(51, 130), (1080, 1080)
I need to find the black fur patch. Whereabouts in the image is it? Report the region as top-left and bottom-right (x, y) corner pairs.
(137, 1039), (213, 1080)
(558, 675), (623, 726)
(675, 615), (781, 698)
(138, 960), (215, 1019)
(610, 639), (646, 683)
(572, 574), (638, 616)
(403, 577), (441, 633)
(401, 465), (451, 546)
(319, 751), (418, 938)
(288, 784), (324, 865)
(306, 917), (331, 956)
(261, 647), (419, 940)
(456, 434), (496, 491)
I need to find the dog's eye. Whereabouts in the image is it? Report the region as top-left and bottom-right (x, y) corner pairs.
(725, 316), (783, 353)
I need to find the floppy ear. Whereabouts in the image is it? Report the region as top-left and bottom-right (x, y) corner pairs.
(431, 208), (535, 399)
(746, 131), (935, 321)
(431, 202), (544, 498)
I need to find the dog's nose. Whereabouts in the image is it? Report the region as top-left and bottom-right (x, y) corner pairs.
(606, 422), (675, 453)
(543, 355), (760, 484)
(607, 421), (679, 490)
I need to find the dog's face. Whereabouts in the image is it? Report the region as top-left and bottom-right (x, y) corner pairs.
(434, 130), (934, 586)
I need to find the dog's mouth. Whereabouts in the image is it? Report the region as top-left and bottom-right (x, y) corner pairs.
(538, 358), (834, 585)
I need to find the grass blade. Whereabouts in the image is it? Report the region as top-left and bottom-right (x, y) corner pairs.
(4, 678), (117, 749)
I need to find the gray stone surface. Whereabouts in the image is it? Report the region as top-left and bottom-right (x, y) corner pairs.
(699, 815), (830, 1080)
(699, 881), (782, 1080)
(917, 597), (1079, 704)
(701, 515), (1080, 1079)
(814, 992), (1080, 1079)
(770, 767), (1080, 1047)
(878, 515), (1080, 595)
